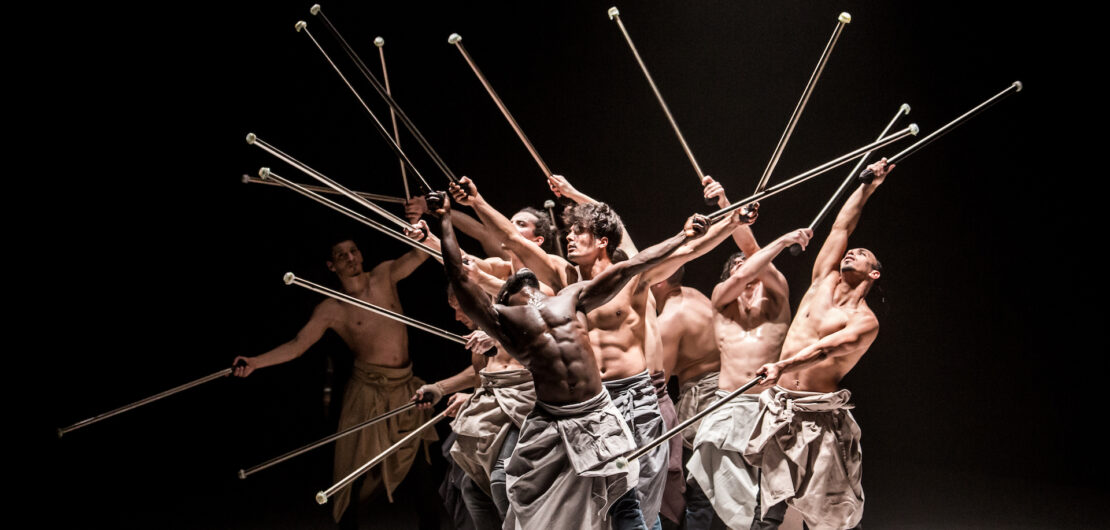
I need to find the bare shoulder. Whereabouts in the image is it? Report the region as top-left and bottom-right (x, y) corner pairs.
(313, 297), (344, 321)
(851, 305), (880, 333)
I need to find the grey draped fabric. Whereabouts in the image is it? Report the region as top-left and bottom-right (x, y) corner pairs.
(605, 370), (668, 527)
(675, 371), (720, 449)
(686, 391), (762, 529)
(450, 369), (536, 494)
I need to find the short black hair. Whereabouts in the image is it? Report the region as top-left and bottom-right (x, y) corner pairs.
(328, 238), (358, 261)
(720, 251), (747, 282)
(563, 202), (623, 257)
(516, 207), (557, 254)
(497, 268), (540, 305)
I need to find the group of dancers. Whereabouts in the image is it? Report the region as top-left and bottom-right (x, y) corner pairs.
(231, 159), (892, 529)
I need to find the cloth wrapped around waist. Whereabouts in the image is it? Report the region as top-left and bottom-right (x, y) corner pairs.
(504, 389), (638, 530)
(676, 370), (721, 449)
(332, 360), (437, 522)
(604, 369), (667, 529)
(744, 386), (863, 530)
(450, 369), (536, 494)
(686, 391), (762, 529)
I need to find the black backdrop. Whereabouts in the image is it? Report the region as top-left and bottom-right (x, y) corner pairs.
(38, 0), (1087, 527)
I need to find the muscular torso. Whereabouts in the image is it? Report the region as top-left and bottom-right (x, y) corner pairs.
(715, 279), (791, 392)
(482, 346), (526, 373)
(495, 293), (603, 404)
(658, 287), (721, 385)
(322, 266), (410, 367)
(778, 274), (874, 393)
(584, 278), (650, 381)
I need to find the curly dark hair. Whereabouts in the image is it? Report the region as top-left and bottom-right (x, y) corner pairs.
(515, 207), (557, 254)
(719, 251), (747, 282)
(562, 202), (623, 257)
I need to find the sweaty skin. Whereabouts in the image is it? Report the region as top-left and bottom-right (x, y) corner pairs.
(758, 159), (893, 392)
(233, 240), (429, 375)
(436, 193), (706, 405)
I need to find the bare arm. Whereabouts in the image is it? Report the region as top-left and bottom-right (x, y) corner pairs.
(711, 229), (811, 309)
(435, 193), (517, 350)
(451, 177), (574, 290)
(386, 246), (431, 283)
(232, 302), (333, 377)
(413, 365), (481, 409)
(812, 159), (893, 281)
(757, 314), (879, 385)
(642, 207), (756, 285)
(703, 176), (760, 255)
(577, 216), (707, 312)
(550, 173), (639, 256)
(439, 208), (511, 260)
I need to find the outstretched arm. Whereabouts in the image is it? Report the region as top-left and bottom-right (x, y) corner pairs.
(711, 228), (811, 309)
(643, 205), (758, 285)
(577, 215), (708, 312)
(434, 193), (516, 350)
(756, 314), (879, 385)
(451, 177), (574, 290)
(232, 302), (333, 377)
(812, 159), (893, 281)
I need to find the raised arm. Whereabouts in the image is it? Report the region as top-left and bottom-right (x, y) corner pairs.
(642, 205), (758, 285)
(412, 365), (481, 409)
(433, 192), (515, 350)
(550, 173), (639, 256)
(812, 159), (893, 281)
(711, 228), (811, 310)
(450, 177), (574, 290)
(577, 215), (708, 312)
(756, 313), (879, 386)
(232, 302), (334, 377)
(703, 176), (760, 255)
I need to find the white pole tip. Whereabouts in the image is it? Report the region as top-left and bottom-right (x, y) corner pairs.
(295, 21), (306, 32)
(900, 103), (911, 115)
(909, 123), (920, 135)
(57, 428), (64, 439)
(448, 33), (462, 44)
(245, 133), (256, 144)
(309, 4), (320, 15)
(238, 469), (247, 480)
(838, 12), (852, 24)
(544, 200), (555, 209)
(259, 167), (271, 179)
(615, 457), (628, 469)
(315, 492), (329, 505)
(374, 36), (384, 47)
(283, 272), (296, 285)
(608, 7), (620, 19)
(241, 174), (252, 184)
(1013, 81), (1023, 92)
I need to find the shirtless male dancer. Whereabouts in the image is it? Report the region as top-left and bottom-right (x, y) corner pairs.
(452, 176), (755, 528)
(435, 189), (711, 530)
(746, 159), (894, 530)
(414, 291), (536, 530)
(232, 238), (436, 523)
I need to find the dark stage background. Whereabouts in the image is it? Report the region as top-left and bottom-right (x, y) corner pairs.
(39, 0), (1084, 528)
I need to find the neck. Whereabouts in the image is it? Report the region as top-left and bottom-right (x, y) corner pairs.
(578, 254), (612, 281)
(834, 274), (870, 306)
(338, 270), (368, 295)
(652, 284), (682, 312)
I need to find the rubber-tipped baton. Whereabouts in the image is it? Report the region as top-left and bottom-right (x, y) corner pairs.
(257, 168), (440, 260)
(374, 35), (411, 200)
(308, 6), (460, 184)
(293, 20), (437, 190)
(754, 12), (852, 193)
(316, 410), (448, 504)
(607, 6), (712, 199)
(543, 199), (565, 259)
(708, 124), (919, 223)
(449, 32), (554, 181)
(857, 81), (1023, 184)
(283, 273), (465, 345)
(246, 133), (413, 232)
(57, 360), (246, 438)
(242, 174), (406, 204)
(788, 103), (910, 255)
(615, 374), (765, 469)
(238, 394), (433, 479)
